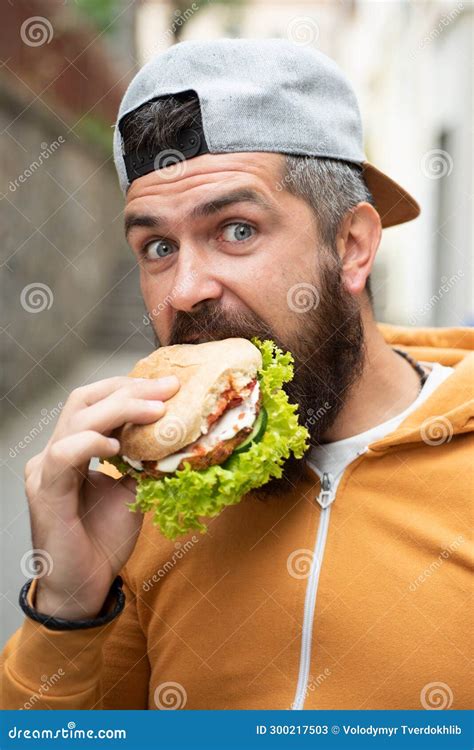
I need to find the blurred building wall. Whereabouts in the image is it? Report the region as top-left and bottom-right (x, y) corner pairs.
(0, 0), (151, 426)
(0, 79), (128, 425)
(334, 1), (472, 328)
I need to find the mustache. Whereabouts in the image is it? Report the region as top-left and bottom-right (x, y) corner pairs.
(147, 265), (365, 495)
(164, 302), (280, 348)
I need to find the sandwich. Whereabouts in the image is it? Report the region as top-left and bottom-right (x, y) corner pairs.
(104, 338), (309, 539)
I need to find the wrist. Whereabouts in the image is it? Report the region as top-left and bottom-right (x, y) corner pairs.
(34, 581), (103, 620)
(20, 576), (125, 630)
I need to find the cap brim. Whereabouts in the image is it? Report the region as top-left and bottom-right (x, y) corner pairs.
(362, 162), (420, 228)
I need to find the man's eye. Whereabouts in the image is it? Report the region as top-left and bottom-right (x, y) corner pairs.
(221, 223), (255, 242)
(143, 240), (177, 260)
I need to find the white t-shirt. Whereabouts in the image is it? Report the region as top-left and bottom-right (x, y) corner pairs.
(306, 361), (455, 486)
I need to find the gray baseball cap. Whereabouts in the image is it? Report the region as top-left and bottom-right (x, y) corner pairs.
(113, 37), (420, 228)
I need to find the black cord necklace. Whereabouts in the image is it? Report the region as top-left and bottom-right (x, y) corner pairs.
(393, 348), (429, 393)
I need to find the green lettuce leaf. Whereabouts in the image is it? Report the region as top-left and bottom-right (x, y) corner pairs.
(105, 338), (310, 539)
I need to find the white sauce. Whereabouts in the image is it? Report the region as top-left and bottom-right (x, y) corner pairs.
(122, 382), (260, 475)
(122, 454), (144, 471)
(146, 381), (260, 474)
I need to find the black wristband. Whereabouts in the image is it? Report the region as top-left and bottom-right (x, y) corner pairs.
(19, 575), (125, 631)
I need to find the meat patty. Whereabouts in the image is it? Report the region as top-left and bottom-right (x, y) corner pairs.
(141, 425), (253, 479)
(141, 395), (261, 479)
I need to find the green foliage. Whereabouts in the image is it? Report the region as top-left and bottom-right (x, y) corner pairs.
(75, 0), (119, 32)
(71, 115), (113, 156)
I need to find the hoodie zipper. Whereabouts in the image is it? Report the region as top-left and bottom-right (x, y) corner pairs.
(292, 470), (336, 710)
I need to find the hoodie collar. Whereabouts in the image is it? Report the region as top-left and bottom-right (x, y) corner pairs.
(367, 325), (474, 453)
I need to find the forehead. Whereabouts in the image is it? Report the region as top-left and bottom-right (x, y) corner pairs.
(124, 151), (286, 210)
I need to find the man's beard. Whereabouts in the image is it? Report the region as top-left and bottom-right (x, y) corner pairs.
(152, 257), (366, 495)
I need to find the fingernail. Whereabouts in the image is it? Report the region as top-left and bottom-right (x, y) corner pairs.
(146, 400), (165, 410)
(156, 375), (179, 387)
(108, 438), (120, 451)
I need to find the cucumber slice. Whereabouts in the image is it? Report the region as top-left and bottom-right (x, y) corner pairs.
(233, 406), (268, 455)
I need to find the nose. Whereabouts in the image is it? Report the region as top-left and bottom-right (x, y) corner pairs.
(168, 246), (223, 313)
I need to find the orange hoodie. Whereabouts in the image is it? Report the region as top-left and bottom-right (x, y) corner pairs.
(1, 324), (473, 711)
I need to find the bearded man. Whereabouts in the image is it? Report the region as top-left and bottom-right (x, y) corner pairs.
(2, 38), (472, 711)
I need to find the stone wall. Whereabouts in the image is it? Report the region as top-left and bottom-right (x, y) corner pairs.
(0, 80), (137, 425)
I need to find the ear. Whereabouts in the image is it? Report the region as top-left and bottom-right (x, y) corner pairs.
(336, 203), (382, 296)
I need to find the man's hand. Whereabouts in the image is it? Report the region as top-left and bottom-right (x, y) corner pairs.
(24, 375), (180, 620)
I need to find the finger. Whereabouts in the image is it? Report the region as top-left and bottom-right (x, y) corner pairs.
(41, 432), (120, 492)
(54, 376), (180, 440)
(62, 377), (138, 416)
(63, 374), (180, 413)
(71, 394), (170, 436)
(24, 451), (45, 479)
(87, 469), (137, 496)
(120, 475), (137, 495)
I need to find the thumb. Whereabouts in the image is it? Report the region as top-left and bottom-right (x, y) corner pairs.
(119, 475), (137, 497)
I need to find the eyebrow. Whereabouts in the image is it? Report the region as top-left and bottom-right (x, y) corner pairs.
(124, 188), (278, 239)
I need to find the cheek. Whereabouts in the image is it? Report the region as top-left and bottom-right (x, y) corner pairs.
(215, 253), (282, 310)
(222, 254), (302, 334)
(139, 269), (173, 335)
(239, 252), (317, 308)
(139, 268), (155, 307)
(252, 248), (319, 337)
